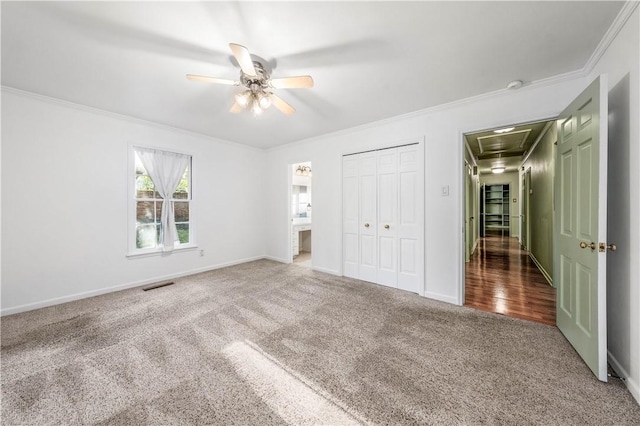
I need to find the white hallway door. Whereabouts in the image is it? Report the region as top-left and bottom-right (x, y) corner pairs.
(555, 75), (610, 381)
(343, 143), (424, 293)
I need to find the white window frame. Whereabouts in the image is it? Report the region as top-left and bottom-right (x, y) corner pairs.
(127, 144), (197, 258)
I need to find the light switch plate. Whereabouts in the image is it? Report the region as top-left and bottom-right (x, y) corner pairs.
(442, 185), (450, 196)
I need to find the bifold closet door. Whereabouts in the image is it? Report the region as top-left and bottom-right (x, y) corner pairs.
(376, 149), (398, 287)
(342, 144), (423, 293)
(342, 152), (377, 282)
(396, 145), (421, 293)
(358, 153), (378, 283)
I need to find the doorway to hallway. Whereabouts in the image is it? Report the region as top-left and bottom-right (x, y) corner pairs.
(463, 120), (556, 325)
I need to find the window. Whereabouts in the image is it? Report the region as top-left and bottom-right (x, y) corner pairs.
(131, 147), (193, 255)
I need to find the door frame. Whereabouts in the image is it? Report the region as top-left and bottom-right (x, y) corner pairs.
(522, 167), (532, 250)
(459, 116), (557, 305)
(288, 160), (313, 264)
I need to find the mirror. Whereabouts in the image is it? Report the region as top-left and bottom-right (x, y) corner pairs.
(292, 185), (311, 218)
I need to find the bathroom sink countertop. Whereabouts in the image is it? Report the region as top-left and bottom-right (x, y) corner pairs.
(292, 220), (312, 228)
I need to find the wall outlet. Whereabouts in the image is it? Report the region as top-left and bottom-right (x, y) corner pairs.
(199, 249), (204, 257)
(441, 185), (450, 196)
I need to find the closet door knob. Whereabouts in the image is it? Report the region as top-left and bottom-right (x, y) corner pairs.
(384, 224), (390, 229)
(579, 241), (596, 250)
(364, 223), (370, 228)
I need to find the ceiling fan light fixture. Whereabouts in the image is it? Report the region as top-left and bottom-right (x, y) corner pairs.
(235, 91), (251, 108)
(491, 166), (506, 174)
(258, 93), (272, 109)
(187, 43), (311, 116)
(251, 100), (263, 116)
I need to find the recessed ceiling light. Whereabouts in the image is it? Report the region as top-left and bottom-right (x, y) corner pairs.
(494, 127), (515, 134)
(491, 166), (506, 174)
(507, 80), (523, 90)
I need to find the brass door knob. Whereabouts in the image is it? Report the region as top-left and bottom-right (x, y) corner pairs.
(599, 242), (617, 252)
(579, 241), (596, 250)
(364, 223), (370, 228)
(384, 224), (390, 229)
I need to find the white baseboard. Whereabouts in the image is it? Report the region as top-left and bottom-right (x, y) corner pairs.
(529, 252), (553, 286)
(608, 350), (640, 405)
(424, 291), (459, 306)
(312, 266), (340, 276)
(263, 255), (291, 264)
(1, 255), (266, 316)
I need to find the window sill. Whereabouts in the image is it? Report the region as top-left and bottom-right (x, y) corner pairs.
(126, 244), (198, 259)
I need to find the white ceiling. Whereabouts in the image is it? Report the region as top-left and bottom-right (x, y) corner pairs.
(1, 1), (624, 149)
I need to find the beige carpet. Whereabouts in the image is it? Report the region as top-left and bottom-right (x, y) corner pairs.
(2, 260), (639, 425)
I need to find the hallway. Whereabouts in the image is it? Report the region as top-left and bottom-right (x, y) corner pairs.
(465, 234), (556, 326)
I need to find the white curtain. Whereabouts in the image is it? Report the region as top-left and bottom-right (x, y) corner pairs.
(136, 147), (190, 252)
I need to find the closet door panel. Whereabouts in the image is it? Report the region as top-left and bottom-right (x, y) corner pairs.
(400, 238), (417, 274)
(342, 156), (359, 278)
(397, 145), (423, 293)
(359, 154), (377, 282)
(377, 149), (398, 287)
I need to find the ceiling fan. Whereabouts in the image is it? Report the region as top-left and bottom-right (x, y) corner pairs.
(186, 43), (314, 116)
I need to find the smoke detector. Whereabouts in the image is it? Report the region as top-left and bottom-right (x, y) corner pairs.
(506, 80), (523, 90)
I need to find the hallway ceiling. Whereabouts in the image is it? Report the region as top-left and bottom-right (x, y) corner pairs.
(465, 121), (552, 174)
(1, 1), (624, 149)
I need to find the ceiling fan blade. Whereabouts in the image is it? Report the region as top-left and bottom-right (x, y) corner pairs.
(270, 93), (296, 115)
(229, 43), (257, 77)
(186, 74), (238, 85)
(229, 102), (244, 113)
(269, 75), (314, 89)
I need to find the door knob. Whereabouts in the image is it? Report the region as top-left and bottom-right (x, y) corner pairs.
(384, 224), (390, 229)
(579, 241), (596, 250)
(364, 223), (370, 228)
(599, 242), (617, 252)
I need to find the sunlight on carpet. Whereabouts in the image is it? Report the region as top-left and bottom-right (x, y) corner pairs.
(223, 340), (365, 425)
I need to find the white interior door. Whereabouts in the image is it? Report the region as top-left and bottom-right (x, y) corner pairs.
(342, 143), (423, 293)
(359, 153), (378, 283)
(397, 145), (423, 293)
(377, 149), (398, 287)
(555, 75), (608, 381)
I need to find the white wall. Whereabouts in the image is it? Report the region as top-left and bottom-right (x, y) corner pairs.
(587, 4), (640, 404)
(1, 89), (266, 314)
(265, 77), (587, 305)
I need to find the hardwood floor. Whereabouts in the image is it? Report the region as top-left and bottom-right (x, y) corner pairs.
(465, 234), (556, 326)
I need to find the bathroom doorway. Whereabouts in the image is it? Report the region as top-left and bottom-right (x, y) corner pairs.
(291, 162), (312, 267)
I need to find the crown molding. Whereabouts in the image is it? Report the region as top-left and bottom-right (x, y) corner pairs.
(267, 68), (586, 153)
(268, 2), (637, 153)
(583, 0), (639, 75)
(1, 85), (265, 153)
